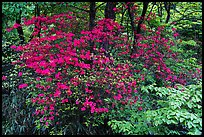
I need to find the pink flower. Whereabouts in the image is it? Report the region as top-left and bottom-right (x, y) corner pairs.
(38, 93), (45, 97)
(10, 45), (17, 49)
(113, 94), (122, 101)
(18, 83), (28, 89)
(13, 23), (21, 28)
(49, 116), (54, 120)
(172, 28), (176, 31)
(76, 100), (80, 104)
(105, 90), (110, 94)
(45, 122), (49, 126)
(74, 39), (80, 47)
(35, 109), (40, 115)
(31, 98), (37, 103)
(50, 111), (54, 115)
(61, 98), (68, 103)
(113, 7), (117, 11)
(173, 33), (179, 37)
(41, 110), (45, 115)
(2, 76), (7, 80)
(46, 77), (52, 82)
(18, 72), (23, 77)
(41, 69), (50, 75)
(81, 107), (86, 111)
(91, 107), (95, 113)
(43, 117), (47, 121)
(55, 72), (61, 80)
(134, 90), (138, 93)
(85, 88), (92, 93)
(36, 77), (41, 81)
(16, 46), (23, 51)
(138, 106), (143, 111)
(49, 104), (55, 111)
(54, 89), (61, 97)
(6, 28), (13, 32)
(44, 106), (48, 111)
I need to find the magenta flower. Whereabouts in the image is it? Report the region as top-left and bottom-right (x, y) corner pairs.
(54, 89), (61, 97)
(173, 32), (179, 37)
(172, 28), (176, 31)
(18, 83), (28, 89)
(76, 100), (80, 105)
(49, 116), (54, 120)
(49, 111), (54, 115)
(2, 76), (7, 80)
(10, 45), (17, 49)
(61, 98), (68, 103)
(138, 106), (143, 111)
(6, 28), (12, 32)
(18, 72), (23, 77)
(81, 107), (86, 111)
(13, 23), (21, 28)
(45, 122), (49, 126)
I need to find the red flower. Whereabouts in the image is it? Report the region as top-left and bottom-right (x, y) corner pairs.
(2, 76), (7, 80)
(61, 98), (68, 103)
(173, 33), (179, 37)
(10, 45), (17, 49)
(113, 7), (117, 11)
(138, 106), (142, 111)
(81, 107), (86, 111)
(18, 83), (28, 89)
(54, 89), (61, 97)
(172, 28), (176, 31)
(18, 72), (23, 77)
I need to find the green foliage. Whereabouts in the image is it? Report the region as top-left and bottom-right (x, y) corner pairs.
(2, 84), (35, 135)
(108, 81), (202, 135)
(171, 2), (202, 41)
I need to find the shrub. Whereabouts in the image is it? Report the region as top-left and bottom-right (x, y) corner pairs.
(108, 81), (202, 135)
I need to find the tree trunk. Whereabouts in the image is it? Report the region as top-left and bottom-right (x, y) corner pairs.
(131, 2), (149, 54)
(88, 2), (96, 68)
(35, 3), (41, 38)
(164, 2), (171, 23)
(16, 9), (25, 45)
(16, 18), (25, 45)
(127, 2), (137, 51)
(105, 2), (117, 20)
(89, 2), (96, 31)
(102, 2), (117, 56)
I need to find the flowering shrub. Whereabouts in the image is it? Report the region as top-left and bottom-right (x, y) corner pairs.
(8, 12), (141, 130)
(7, 6), (201, 134)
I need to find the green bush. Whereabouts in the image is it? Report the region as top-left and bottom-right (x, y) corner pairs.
(108, 81), (202, 135)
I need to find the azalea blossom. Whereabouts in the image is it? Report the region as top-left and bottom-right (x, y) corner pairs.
(18, 83), (28, 89)
(2, 76), (7, 80)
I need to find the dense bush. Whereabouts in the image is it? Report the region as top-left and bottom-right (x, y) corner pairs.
(2, 2), (202, 135)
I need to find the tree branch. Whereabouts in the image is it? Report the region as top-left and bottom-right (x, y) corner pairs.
(95, 2), (106, 9)
(68, 4), (90, 12)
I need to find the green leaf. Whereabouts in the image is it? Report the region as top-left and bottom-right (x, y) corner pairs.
(187, 122), (193, 129)
(167, 120), (171, 125)
(187, 102), (192, 108)
(180, 118), (185, 123)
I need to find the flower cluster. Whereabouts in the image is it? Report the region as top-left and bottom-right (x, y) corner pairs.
(9, 13), (140, 128)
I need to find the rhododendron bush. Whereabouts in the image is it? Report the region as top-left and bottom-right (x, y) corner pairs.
(9, 12), (140, 129)
(7, 9), (201, 133)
